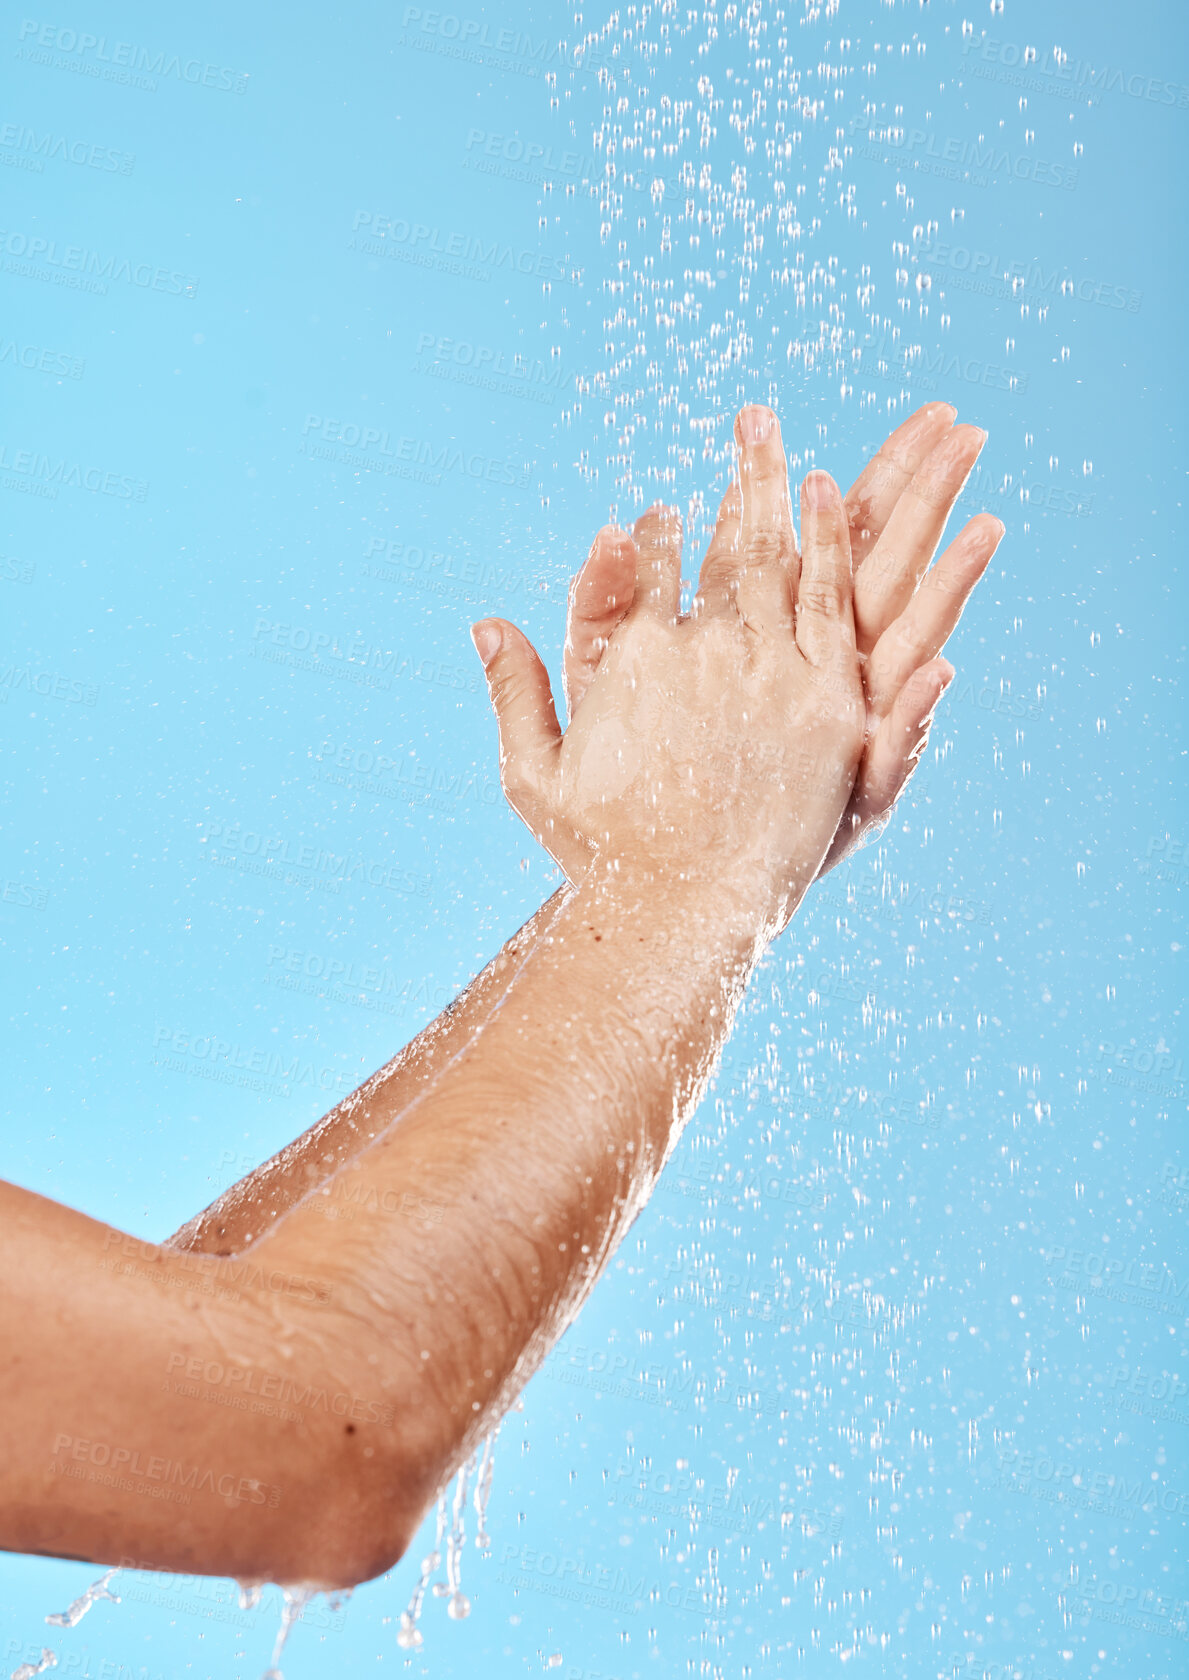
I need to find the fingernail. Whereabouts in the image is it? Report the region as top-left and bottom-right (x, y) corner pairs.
(470, 621), (502, 668)
(739, 405), (774, 446)
(935, 423), (986, 472)
(905, 401), (956, 439)
(937, 657), (955, 688)
(804, 469), (836, 510)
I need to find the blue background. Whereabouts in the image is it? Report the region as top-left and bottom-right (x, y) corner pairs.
(1, 1), (1186, 1677)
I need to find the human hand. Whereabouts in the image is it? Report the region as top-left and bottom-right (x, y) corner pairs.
(561, 402), (1003, 875)
(471, 416), (865, 927)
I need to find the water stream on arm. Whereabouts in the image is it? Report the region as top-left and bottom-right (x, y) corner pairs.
(16, 1432), (501, 1676)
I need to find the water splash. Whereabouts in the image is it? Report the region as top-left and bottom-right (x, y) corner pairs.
(473, 1422), (500, 1552)
(11, 1653), (57, 1680)
(260, 1586), (314, 1680)
(398, 1431), (498, 1649)
(397, 1491), (449, 1651)
(45, 1570), (120, 1628)
(439, 1451), (475, 1621)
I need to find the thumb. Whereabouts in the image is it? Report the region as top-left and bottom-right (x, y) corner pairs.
(472, 619), (563, 795)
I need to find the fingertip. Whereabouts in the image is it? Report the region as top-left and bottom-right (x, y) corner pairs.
(595, 523), (635, 553)
(470, 620), (503, 668)
(736, 404), (777, 448)
(803, 469), (840, 511)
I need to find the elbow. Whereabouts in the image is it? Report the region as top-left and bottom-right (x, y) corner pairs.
(276, 1433), (432, 1592)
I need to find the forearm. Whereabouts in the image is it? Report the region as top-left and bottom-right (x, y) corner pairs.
(169, 888), (568, 1256)
(253, 865), (791, 1536)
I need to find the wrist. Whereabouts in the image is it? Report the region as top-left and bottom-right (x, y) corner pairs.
(572, 856), (787, 955)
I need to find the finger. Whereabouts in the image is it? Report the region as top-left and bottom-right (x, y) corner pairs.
(845, 401), (956, 566)
(817, 657), (955, 874)
(471, 618), (561, 803)
(694, 480), (742, 616)
(563, 525), (637, 719)
(854, 422), (987, 654)
(697, 404), (797, 615)
(859, 658), (955, 820)
(631, 503), (683, 621)
(864, 514), (1003, 717)
(794, 470), (855, 666)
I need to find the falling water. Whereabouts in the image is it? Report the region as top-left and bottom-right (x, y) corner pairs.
(397, 1490), (448, 1652)
(473, 1421), (501, 1553)
(398, 1431), (498, 1649)
(10, 1652), (56, 1680)
(260, 1586), (314, 1680)
(441, 1450), (474, 1620)
(45, 1570), (120, 1628)
(11, 1567), (122, 1680)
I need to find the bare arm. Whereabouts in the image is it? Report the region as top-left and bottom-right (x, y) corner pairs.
(169, 888), (567, 1255)
(172, 402), (997, 1259)
(0, 867), (789, 1591)
(0, 405), (990, 1595)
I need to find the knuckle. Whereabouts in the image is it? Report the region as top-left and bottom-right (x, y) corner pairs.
(894, 620), (934, 659)
(500, 755), (540, 803)
(743, 530), (785, 569)
(798, 579), (843, 617)
(911, 474), (955, 513)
